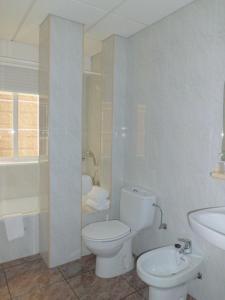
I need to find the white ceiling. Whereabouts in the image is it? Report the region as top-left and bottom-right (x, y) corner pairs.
(0, 0), (195, 45)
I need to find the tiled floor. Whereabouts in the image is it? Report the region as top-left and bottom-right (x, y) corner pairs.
(0, 254), (196, 300)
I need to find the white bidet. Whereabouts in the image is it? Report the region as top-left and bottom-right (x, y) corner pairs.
(137, 245), (203, 300)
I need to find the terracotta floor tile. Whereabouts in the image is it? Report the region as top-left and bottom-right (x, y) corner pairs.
(187, 296), (196, 300)
(5, 258), (46, 279)
(2, 253), (197, 300)
(137, 287), (148, 300)
(5, 260), (48, 280)
(58, 260), (82, 279)
(40, 281), (78, 300)
(123, 292), (144, 300)
(12, 285), (41, 300)
(68, 270), (136, 300)
(58, 254), (95, 280)
(6, 259), (63, 297)
(3, 254), (41, 270)
(80, 254), (96, 272)
(12, 281), (78, 300)
(122, 269), (147, 291)
(0, 271), (11, 300)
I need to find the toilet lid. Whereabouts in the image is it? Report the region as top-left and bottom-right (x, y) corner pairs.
(82, 220), (130, 241)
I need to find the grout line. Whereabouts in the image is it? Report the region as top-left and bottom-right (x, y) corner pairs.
(136, 287), (147, 299)
(3, 255), (41, 271)
(121, 290), (143, 300)
(11, 0), (37, 41)
(3, 268), (13, 300)
(65, 275), (81, 300)
(57, 263), (81, 299)
(85, 0), (128, 33)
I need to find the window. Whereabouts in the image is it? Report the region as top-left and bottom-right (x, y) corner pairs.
(0, 91), (39, 162)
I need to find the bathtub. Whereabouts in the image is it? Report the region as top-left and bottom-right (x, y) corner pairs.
(0, 196), (110, 262)
(0, 196), (39, 263)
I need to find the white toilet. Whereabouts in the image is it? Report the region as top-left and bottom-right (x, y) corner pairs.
(82, 186), (156, 278)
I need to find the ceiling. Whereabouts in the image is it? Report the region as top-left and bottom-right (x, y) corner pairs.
(0, 0), (195, 46)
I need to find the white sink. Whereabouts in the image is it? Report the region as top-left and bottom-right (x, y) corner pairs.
(188, 207), (225, 250)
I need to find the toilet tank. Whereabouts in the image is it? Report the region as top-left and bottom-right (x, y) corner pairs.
(120, 186), (156, 231)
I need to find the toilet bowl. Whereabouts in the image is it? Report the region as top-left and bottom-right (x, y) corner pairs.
(82, 220), (135, 278)
(137, 246), (203, 300)
(82, 186), (156, 278)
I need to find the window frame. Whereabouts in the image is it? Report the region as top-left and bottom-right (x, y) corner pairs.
(0, 91), (39, 163)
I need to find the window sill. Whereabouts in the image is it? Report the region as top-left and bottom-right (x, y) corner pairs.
(0, 160), (38, 166)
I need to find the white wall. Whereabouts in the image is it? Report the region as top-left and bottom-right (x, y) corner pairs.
(125, 0), (225, 299)
(39, 15), (83, 268)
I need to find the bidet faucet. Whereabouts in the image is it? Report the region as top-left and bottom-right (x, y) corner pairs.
(175, 238), (192, 254)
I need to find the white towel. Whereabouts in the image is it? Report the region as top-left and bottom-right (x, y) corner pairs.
(86, 198), (110, 211)
(82, 175), (93, 195)
(87, 186), (109, 202)
(4, 214), (24, 241)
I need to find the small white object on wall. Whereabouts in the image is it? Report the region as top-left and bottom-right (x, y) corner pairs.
(4, 214), (24, 241)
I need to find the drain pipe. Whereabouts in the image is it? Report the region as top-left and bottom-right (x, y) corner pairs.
(153, 203), (167, 230)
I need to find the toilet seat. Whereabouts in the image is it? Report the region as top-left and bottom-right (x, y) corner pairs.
(82, 220), (130, 242)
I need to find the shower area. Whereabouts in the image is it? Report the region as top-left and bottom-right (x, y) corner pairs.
(82, 51), (112, 254)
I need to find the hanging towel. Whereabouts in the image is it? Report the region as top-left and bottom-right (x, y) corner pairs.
(4, 214), (24, 241)
(86, 198), (110, 211)
(82, 175), (93, 195)
(87, 186), (109, 202)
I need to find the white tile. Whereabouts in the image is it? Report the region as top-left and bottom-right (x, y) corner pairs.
(15, 0), (105, 44)
(39, 16), (83, 267)
(123, 1), (225, 300)
(114, 0), (195, 25)
(0, 0), (33, 40)
(87, 13), (146, 40)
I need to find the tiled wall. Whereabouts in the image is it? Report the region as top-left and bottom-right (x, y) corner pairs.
(124, 0), (225, 299)
(82, 53), (102, 183)
(100, 37), (114, 194)
(39, 15), (83, 268)
(0, 163), (38, 201)
(111, 36), (127, 219)
(101, 35), (128, 219)
(0, 213), (39, 263)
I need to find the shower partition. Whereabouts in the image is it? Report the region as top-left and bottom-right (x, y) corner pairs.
(39, 15), (83, 267)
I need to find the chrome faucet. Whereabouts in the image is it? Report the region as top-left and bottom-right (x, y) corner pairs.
(175, 238), (192, 254)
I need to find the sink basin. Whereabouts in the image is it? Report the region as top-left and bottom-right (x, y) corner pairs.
(188, 207), (225, 250)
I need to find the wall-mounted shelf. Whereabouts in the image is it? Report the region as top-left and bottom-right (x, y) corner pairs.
(210, 171), (225, 180)
(84, 71), (102, 77)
